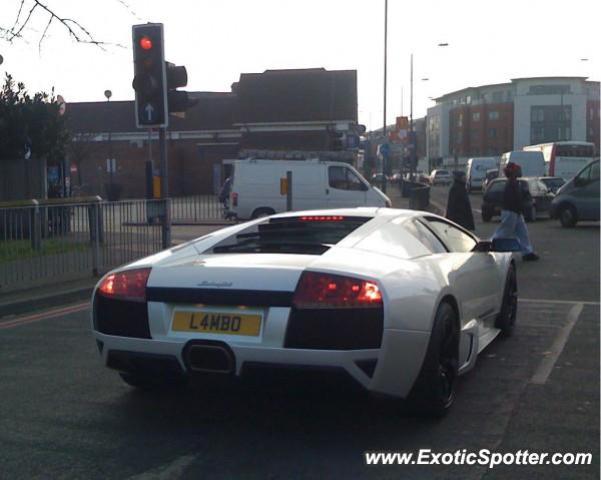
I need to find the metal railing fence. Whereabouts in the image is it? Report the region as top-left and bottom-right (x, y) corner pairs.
(0, 198), (164, 293)
(170, 195), (228, 223)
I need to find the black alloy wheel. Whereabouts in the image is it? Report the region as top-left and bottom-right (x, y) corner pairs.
(407, 302), (459, 417)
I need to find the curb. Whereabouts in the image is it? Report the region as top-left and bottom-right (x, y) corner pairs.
(0, 286), (94, 319)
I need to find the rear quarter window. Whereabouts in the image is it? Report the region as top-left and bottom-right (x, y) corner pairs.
(354, 221), (431, 259)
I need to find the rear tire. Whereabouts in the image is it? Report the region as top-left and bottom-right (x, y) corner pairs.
(559, 204), (577, 228)
(406, 302), (459, 417)
(251, 207), (275, 219)
(495, 264), (518, 336)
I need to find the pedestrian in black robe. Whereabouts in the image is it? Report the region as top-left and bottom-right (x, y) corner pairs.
(445, 171), (475, 231)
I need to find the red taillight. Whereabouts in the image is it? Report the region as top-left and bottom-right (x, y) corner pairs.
(293, 272), (382, 309)
(232, 192), (238, 207)
(98, 268), (151, 302)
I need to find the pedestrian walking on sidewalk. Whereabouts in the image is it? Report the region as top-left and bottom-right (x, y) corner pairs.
(493, 162), (539, 261)
(445, 171), (475, 231)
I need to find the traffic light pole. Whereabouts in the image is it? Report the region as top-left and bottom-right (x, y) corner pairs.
(159, 127), (171, 249)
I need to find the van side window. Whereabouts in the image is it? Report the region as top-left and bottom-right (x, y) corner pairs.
(328, 166), (367, 191)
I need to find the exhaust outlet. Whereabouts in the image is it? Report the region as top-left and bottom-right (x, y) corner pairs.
(185, 343), (235, 374)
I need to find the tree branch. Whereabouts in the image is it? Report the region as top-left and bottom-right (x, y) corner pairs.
(2, 0), (131, 49)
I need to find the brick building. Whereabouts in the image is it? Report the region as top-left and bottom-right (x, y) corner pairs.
(65, 68), (359, 199)
(427, 77), (600, 166)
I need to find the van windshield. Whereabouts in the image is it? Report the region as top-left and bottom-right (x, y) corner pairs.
(208, 216), (370, 255)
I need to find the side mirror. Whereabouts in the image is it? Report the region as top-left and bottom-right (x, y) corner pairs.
(491, 238), (521, 252)
(472, 240), (492, 252)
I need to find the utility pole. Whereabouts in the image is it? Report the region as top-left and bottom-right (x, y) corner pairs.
(409, 53), (415, 180)
(381, 0), (388, 194)
(158, 128), (170, 248)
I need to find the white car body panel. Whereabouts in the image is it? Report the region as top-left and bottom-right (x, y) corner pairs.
(92, 208), (513, 399)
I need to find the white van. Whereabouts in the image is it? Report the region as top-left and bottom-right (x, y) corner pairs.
(499, 151), (546, 178)
(466, 157), (498, 192)
(225, 159), (391, 219)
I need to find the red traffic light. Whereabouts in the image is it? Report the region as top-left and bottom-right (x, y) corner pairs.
(139, 36), (153, 50)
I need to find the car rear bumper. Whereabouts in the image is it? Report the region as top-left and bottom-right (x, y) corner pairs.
(93, 328), (430, 398)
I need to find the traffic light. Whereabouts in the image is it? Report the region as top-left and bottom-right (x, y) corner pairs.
(132, 23), (167, 128)
(165, 62), (190, 113)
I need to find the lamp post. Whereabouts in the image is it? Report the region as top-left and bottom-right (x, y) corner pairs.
(409, 43), (449, 180)
(381, 0), (388, 194)
(104, 89), (113, 197)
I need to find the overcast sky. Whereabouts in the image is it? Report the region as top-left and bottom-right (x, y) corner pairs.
(1, 0), (599, 130)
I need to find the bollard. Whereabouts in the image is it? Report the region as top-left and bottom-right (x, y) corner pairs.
(30, 200), (41, 251)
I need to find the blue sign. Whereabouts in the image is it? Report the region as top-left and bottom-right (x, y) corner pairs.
(378, 142), (390, 157)
(346, 134), (360, 149)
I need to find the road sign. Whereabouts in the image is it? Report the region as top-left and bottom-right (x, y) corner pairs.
(346, 133), (360, 149)
(378, 142), (390, 158)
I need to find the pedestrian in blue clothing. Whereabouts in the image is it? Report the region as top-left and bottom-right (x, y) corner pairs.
(493, 162), (539, 261)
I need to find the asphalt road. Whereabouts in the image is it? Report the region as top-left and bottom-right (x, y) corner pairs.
(0, 191), (598, 479)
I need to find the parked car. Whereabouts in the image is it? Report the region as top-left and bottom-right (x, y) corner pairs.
(550, 159), (600, 227)
(539, 176), (566, 194)
(482, 169), (499, 191)
(481, 177), (554, 222)
(429, 169), (452, 186)
(92, 208), (520, 417)
(466, 157), (498, 192)
(224, 159), (391, 219)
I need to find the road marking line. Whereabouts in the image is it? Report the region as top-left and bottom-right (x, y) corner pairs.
(430, 199), (445, 212)
(0, 302), (90, 330)
(519, 298), (600, 306)
(530, 302), (584, 385)
(127, 454), (197, 480)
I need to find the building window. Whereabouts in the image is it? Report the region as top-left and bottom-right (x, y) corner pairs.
(492, 91), (503, 103)
(488, 111), (500, 120)
(528, 85), (571, 95)
(457, 113), (463, 127)
(472, 112), (480, 121)
(488, 128), (497, 138)
(531, 105), (572, 143)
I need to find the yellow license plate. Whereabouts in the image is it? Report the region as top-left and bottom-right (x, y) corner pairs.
(172, 310), (262, 336)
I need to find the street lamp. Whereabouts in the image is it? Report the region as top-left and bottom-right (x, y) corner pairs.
(104, 89), (113, 197)
(409, 43), (449, 180)
(381, 0), (388, 194)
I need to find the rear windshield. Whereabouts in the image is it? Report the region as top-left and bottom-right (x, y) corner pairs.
(208, 216), (370, 255)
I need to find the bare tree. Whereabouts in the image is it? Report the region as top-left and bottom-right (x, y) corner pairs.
(1, 0), (136, 49)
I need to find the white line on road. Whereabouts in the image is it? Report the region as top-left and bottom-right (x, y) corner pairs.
(530, 302), (584, 385)
(127, 454), (198, 480)
(519, 298), (600, 306)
